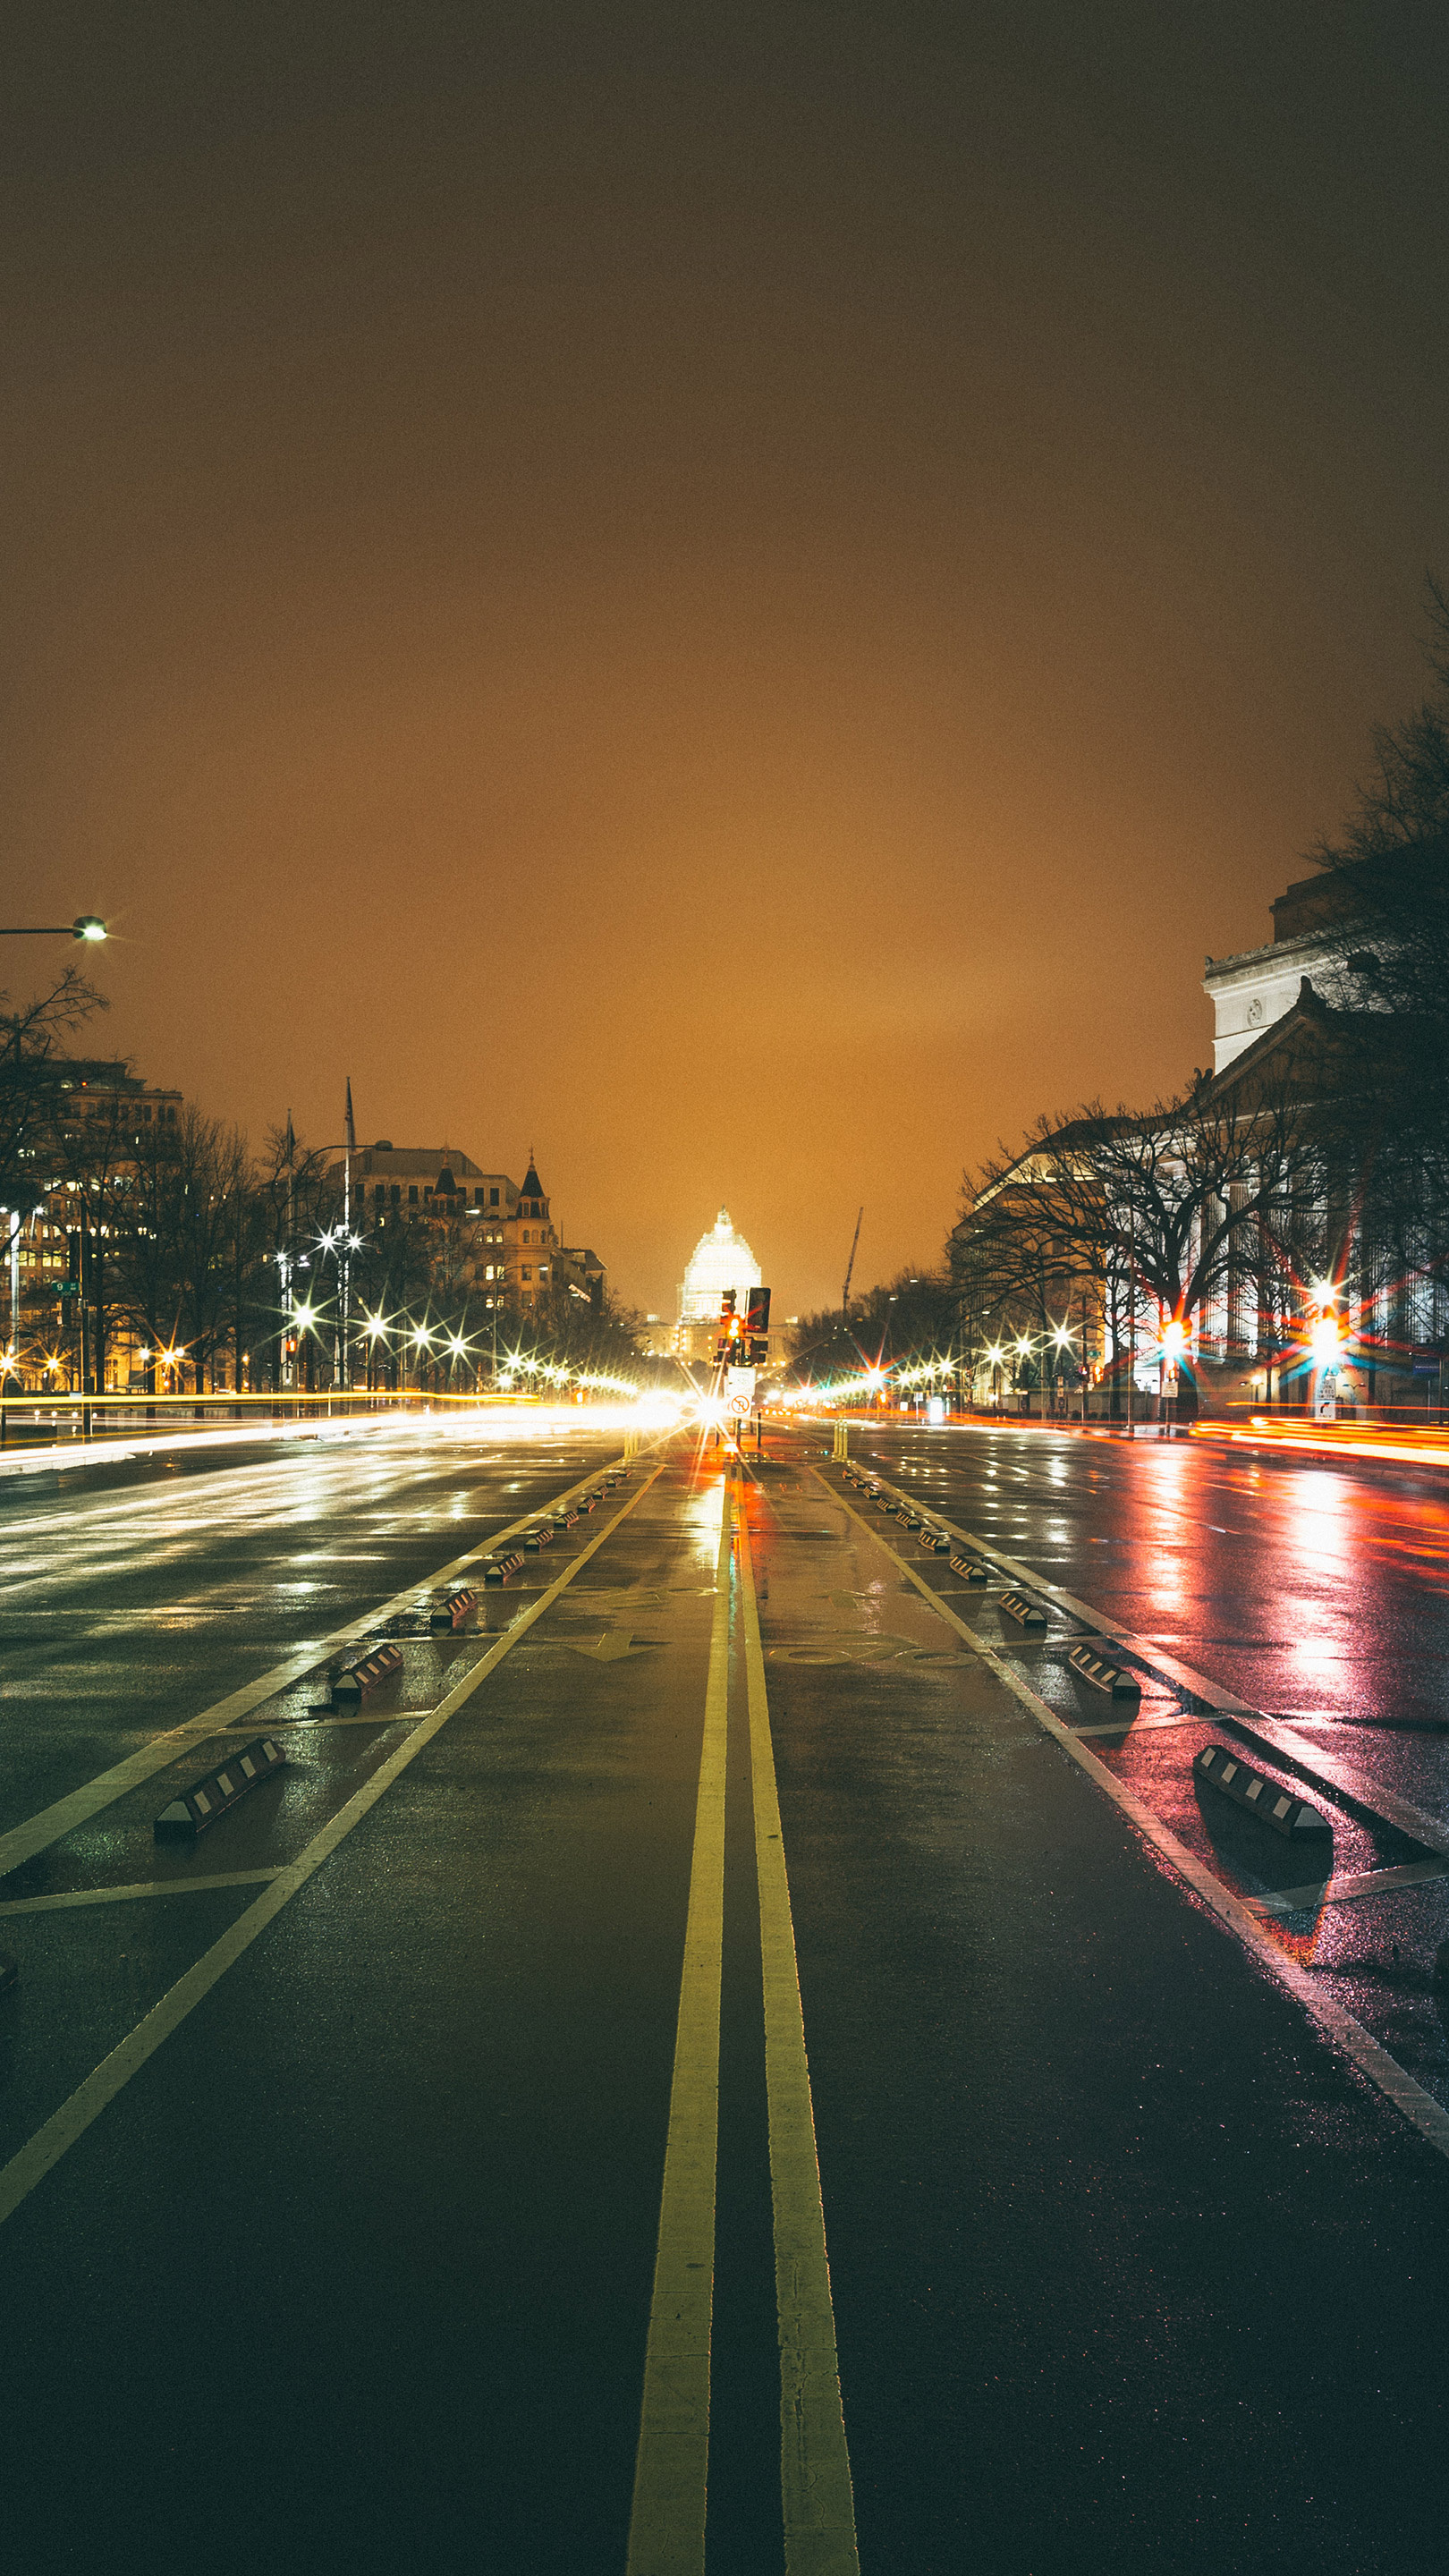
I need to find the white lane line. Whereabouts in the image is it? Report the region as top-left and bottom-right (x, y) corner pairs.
(0, 1453), (640, 1885)
(625, 1490), (731, 2576)
(0, 1872), (280, 1917)
(737, 1493), (860, 2576)
(250, 1711), (427, 1729)
(815, 1471), (1449, 2165)
(0, 1466), (666, 2233)
(1069, 1713), (1195, 1739)
(1245, 1859), (1449, 1920)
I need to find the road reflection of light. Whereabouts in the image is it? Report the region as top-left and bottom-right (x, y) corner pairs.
(0, 1411), (631, 1599)
(681, 1470), (727, 1569)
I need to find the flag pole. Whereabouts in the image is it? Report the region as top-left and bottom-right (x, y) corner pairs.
(342, 1079), (356, 1394)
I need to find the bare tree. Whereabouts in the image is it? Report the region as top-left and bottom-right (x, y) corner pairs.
(953, 1049), (1328, 1417)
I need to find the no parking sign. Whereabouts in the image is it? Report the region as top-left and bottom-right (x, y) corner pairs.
(725, 1364), (757, 1418)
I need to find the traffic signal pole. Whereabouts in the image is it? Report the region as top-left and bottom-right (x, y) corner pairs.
(709, 1284), (771, 1455)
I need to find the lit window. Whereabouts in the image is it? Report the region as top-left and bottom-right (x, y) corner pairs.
(521, 1267), (531, 1281)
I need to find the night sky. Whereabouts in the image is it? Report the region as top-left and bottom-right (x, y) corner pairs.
(5, 4), (1449, 1319)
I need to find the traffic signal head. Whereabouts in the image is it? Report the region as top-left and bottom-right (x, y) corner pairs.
(720, 1291), (737, 1318)
(744, 1286), (770, 1335)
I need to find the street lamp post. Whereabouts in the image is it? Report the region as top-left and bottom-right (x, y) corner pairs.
(0, 918), (108, 943)
(1308, 1283), (1343, 1422)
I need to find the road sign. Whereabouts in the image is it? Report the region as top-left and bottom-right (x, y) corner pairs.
(725, 1364), (756, 1417)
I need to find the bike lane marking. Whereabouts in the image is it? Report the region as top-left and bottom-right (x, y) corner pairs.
(812, 1467), (1449, 2165)
(0, 1465), (667, 2233)
(0, 1446), (653, 1883)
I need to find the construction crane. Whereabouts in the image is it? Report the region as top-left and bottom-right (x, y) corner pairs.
(842, 1207), (863, 1318)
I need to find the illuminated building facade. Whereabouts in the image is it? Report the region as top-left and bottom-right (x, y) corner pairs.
(1203, 873), (1368, 1071)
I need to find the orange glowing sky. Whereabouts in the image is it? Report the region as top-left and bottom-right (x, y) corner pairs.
(5, 5), (1449, 1318)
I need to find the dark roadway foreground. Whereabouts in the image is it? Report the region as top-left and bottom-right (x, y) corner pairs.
(2, 1415), (1449, 2573)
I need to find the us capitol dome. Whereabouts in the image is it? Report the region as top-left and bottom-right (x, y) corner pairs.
(675, 1208), (763, 1359)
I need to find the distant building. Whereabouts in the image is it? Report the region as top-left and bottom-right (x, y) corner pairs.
(506, 1156), (557, 1310)
(348, 1142), (517, 1307)
(343, 1142), (604, 1314)
(674, 1208), (765, 1366)
(3, 1061), (185, 1393)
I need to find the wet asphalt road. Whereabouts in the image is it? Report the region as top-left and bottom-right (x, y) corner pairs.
(3, 1417), (1449, 2573)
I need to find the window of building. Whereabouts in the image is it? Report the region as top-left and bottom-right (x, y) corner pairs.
(373, 1183), (385, 1204)
(408, 1185), (419, 1204)
(538, 1264), (549, 1277)
(391, 1184), (401, 1206)
(489, 1187), (499, 1205)
(521, 1266), (531, 1281)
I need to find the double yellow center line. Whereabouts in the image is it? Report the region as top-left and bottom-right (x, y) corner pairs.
(627, 1483), (859, 2576)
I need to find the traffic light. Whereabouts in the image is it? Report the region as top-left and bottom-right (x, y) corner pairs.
(744, 1286), (770, 1335)
(720, 1291), (737, 1319)
(748, 1337), (768, 1365)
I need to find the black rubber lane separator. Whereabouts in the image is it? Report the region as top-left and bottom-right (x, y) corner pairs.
(919, 1528), (952, 1555)
(324, 1643), (404, 1705)
(1195, 1742), (1333, 1840)
(551, 1507), (580, 1533)
(483, 1549), (527, 1585)
(429, 1587), (478, 1631)
(998, 1589), (1048, 1630)
(522, 1525), (555, 1552)
(949, 1554), (990, 1582)
(1067, 1642), (1141, 1700)
(156, 1735), (288, 1839)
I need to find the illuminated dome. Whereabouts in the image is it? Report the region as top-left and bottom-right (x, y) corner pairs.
(679, 1208), (762, 1322)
